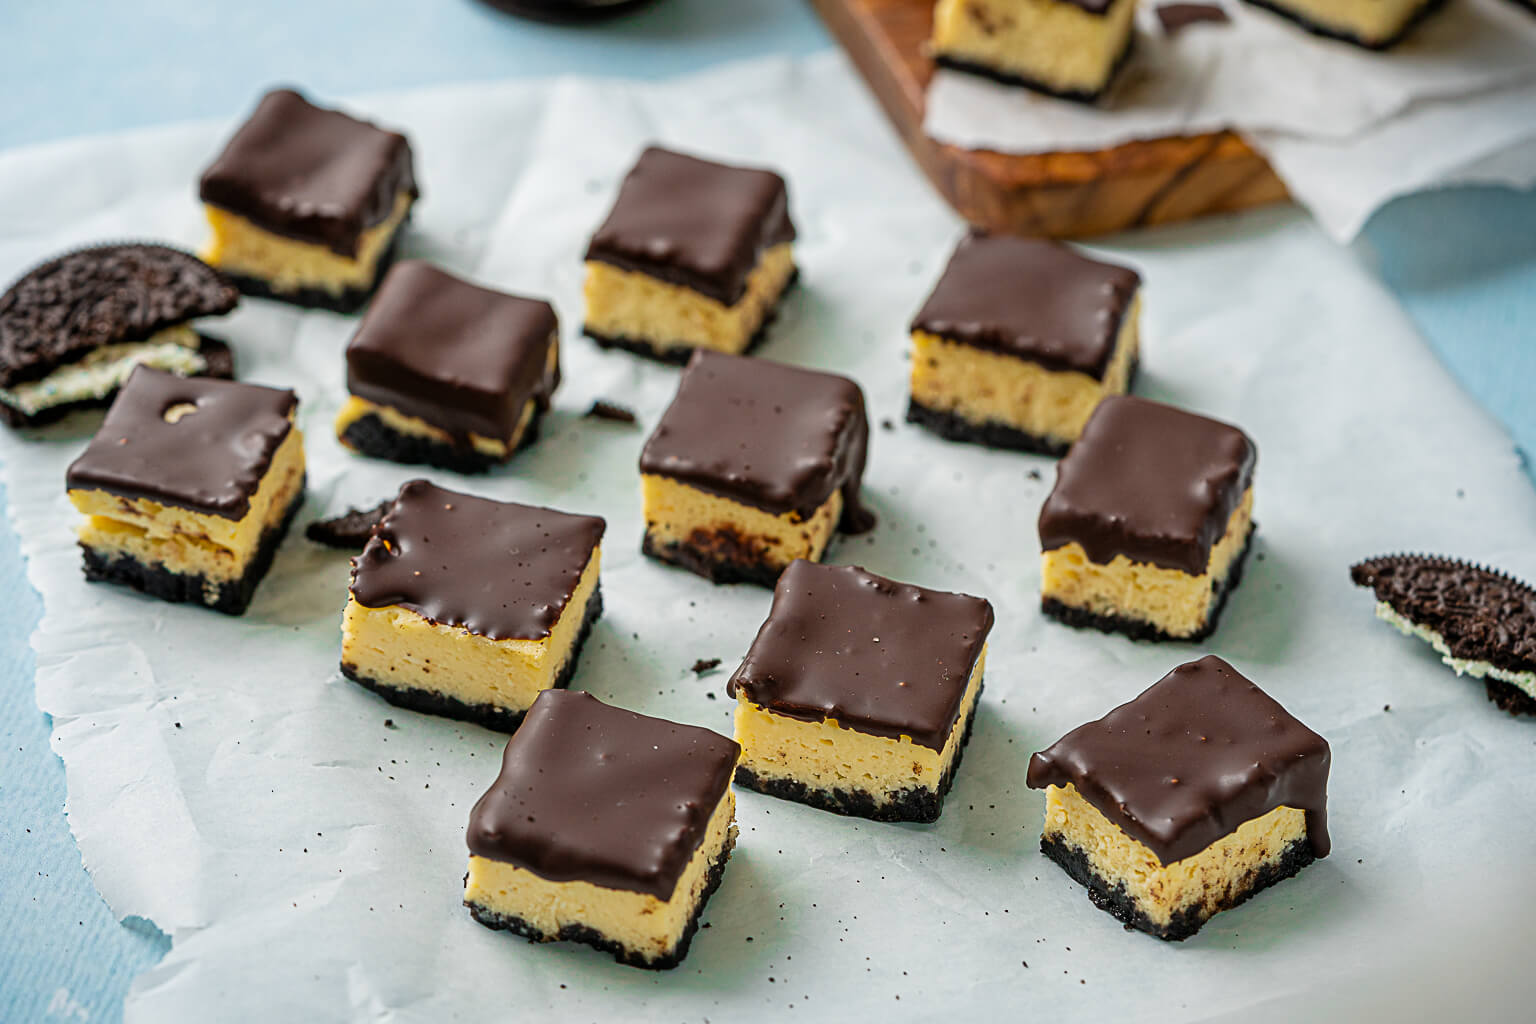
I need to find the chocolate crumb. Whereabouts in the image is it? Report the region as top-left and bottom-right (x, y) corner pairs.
(307, 500), (391, 549)
(691, 657), (722, 675)
(384, 719), (397, 729)
(880, 418), (895, 432)
(585, 399), (638, 425)
(1027, 469), (1042, 481)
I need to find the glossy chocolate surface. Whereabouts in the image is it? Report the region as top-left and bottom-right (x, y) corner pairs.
(199, 89), (417, 258)
(65, 366), (296, 520)
(467, 690), (739, 899)
(639, 351), (874, 530)
(350, 480), (604, 641)
(1039, 395), (1255, 574)
(346, 261), (558, 442)
(586, 146), (795, 306)
(729, 561), (992, 750)
(1028, 655), (1331, 864)
(912, 232), (1140, 379)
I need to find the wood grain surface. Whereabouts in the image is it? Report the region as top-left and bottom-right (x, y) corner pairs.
(811, 0), (1290, 236)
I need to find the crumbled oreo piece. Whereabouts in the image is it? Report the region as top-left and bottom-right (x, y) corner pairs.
(585, 399), (638, 424)
(306, 499), (393, 549)
(1351, 554), (1536, 717)
(0, 244), (238, 389)
(691, 657), (722, 675)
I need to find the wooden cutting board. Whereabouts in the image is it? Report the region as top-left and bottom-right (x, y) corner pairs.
(811, 0), (1290, 237)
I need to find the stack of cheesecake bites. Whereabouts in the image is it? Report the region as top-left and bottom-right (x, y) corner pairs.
(5, 85), (1338, 970)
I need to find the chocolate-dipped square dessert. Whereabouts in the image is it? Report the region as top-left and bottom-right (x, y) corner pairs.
(1242, 0), (1447, 49)
(729, 560), (992, 823)
(464, 689), (739, 969)
(930, 0), (1138, 102)
(198, 89), (418, 312)
(1039, 395), (1255, 641)
(1028, 655), (1331, 941)
(1351, 554), (1536, 717)
(639, 351), (874, 586)
(334, 261), (559, 474)
(0, 244), (237, 429)
(340, 480), (604, 730)
(65, 367), (305, 615)
(583, 146), (797, 363)
(907, 233), (1141, 455)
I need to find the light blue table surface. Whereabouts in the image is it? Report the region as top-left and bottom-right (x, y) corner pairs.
(1, 1), (1532, 1020)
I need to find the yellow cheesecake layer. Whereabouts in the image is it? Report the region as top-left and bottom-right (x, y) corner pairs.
(1041, 485), (1253, 639)
(465, 789), (736, 965)
(202, 190), (412, 297)
(1255, 0), (1429, 44)
(932, 0), (1136, 95)
(1043, 783), (1308, 929)
(734, 646), (985, 805)
(71, 424), (306, 586)
(910, 293), (1140, 448)
(642, 473), (841, 575)
(584, 242), (795, 356)
(341, 549), (600, 713)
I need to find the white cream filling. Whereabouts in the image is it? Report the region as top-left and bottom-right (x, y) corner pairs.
(1, 326), (206, 416)
(1376, 601), (1536, 699)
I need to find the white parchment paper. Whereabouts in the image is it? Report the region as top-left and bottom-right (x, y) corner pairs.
(3, 53), (1536, 1023)
(924, 0), (1536, 240)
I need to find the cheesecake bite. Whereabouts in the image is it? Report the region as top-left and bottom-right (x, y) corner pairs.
(465, 689), (739, 969)
(65, 367), (305, 615)
(199, 89), (418, 312)
(728, 560), (992, 823)
(1243, 0), (1447, 49)
(1028, 655), (1331, 940)
(340, 480), (604, 730)
(907, 233), (1141, 455)
(0, 244), (237, 428)
(930, 0), (1137, 102)
(639, 350), (875, 586)
(1039, 395), (1256, 641)
(335, 261), (559, 473)
(584, 146), (797, 362)
(1351, 554), (1536, 717)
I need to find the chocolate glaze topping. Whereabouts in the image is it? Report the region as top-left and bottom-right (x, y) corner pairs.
(1028, 655), (1331, 864)
(729, 561), (992, 750)
(586, 146), (796, 307)
(912, 233), (1140, 379)
(467, 689), (739, 899)
(345, 261), (558, 442)
(1156, 3), (1232, 33)
(199, 89), (418, 258)
(0, 243), (237, 388)
(1352, 554), (1536, 675)
(1039, 395), (1255, 574)
(349, 480), (604, 641)
(65, 367), (296, 520)
(1064, 0), (1119, 13)
(639, 351), (874, 531)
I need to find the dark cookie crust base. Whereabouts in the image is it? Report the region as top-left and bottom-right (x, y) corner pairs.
(583, 267), (798, 366)
(1040, 832), (1315, 941)
(1485, 678), (1536, 718)
(220, 217), (409, 314)
(1241, 0), (1447, 50)
(337, 404), (544, 475)
(733, 681), (982, 824)
(641, 527), (830, 588)
(78, 477), (303, 616)
(906, 358), (1139, 456)
(465, 826), (734, 970)
(2, 334), (234, 430)
(341, 586), (603, 732)
(933, 30), (1134, 105)
(1042, 524), (1254, 643)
